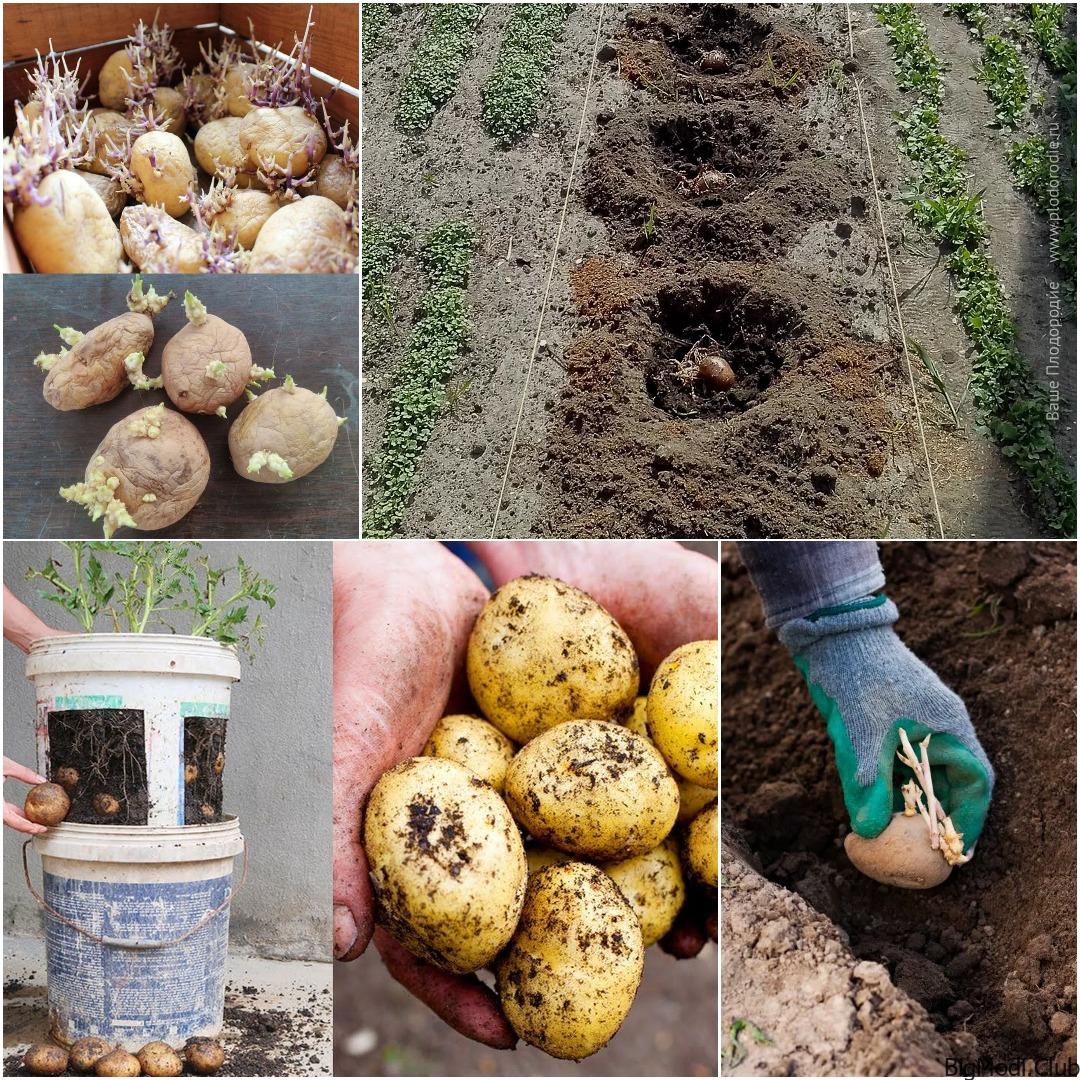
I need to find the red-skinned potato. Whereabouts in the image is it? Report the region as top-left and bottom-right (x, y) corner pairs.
(248, 196), (356, 273)
(60, 403), (210, 537)
(228, 375), (344, 483)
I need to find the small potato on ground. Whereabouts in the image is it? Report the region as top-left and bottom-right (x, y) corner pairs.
(69, 1036), (113, 1073)
(136, 1042), (182, 1077)
(23, 1043), (68, 1076)
(647, 640), (718, 787)
(183, 1039), (224, 1075)
(422, 713), (516, 792)
(94, 1047), (141, 1076)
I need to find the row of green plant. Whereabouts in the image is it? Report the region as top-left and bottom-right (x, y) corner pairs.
(950, 3), (1030, 127)
(362, 3), (393, 60)
(481, 4), (572, 146)
(364, 220), (474, 537)
(875, 3), (1075, 535)
(362, 219), (413, 358)
(396, 4), (483, 135)
(1026, 2), (1075, 73)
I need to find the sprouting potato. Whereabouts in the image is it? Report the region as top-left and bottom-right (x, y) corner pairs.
(162, 292), (254, 414)
(365, 757), (527, 974)
(136, 1042), (182, 1077)
(239, 106), (328, 175)
(683, 802), (718, 889)
(647, 640), (718, 787)
(224, 63), (257, 116)
(24, 782), (70, 826)
(203, 188), (280, 249)
(23, 1043), (69, 1076)
(36, 312), (155, 411)
(183, 1038), (224, 1075)
(13, 170), (122, 273)
(130, 131), (195, 218)
(844, 811), (953, 889)
(120, 205), (205, 272)
(313, 153), (354, 209)
(76, 170), (127, 217)
(496, 863), (645, 1060)
(228, 375), (344, 483)
(194, 116), (249, 176)
(503, 720), (679, 860)
(603, 837), (686, 947)
(69, 1036), (113, 1073)
(83, 109), (134, 176)
(98, 49), (139, 110)
(94, 1047), (140, 1076)
(60, 403), (210, 537)
(466, 575), (640, 743)
(423, 713), (516, 792)
(247, 195), (356, 273)
(151, 86), (186, 135)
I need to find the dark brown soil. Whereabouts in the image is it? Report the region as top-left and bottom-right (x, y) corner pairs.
(184, 716), (227, 825)
(721, 541), (1078, 1068)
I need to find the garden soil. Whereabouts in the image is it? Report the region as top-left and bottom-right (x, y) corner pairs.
(721, 541), (1077, 1073)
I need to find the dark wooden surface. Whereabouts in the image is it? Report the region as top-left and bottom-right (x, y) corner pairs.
(4, 275), (359, 538)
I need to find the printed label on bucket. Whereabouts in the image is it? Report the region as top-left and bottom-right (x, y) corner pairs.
(44, 872), (229, 1045)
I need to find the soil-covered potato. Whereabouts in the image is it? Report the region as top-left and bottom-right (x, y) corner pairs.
(83, 110), (134, 176)
(24, 782), (70, 826)
(647, 640), (718, 787)
(844, 811), (953, 890)
(136, 1042), (182, 1077)
(120, 206), (205, 272)
(24, 1044), (69, 1076)
(603, 837), (686, 946)
(54, 765), (81, 793)
(14, 170), (123, 273)
(69, 1037), (113, 1073)
(183, 1039), (224, 1076)
(162, 292), (252, 413)
(130, 131), (195, 218)
(76, 171), (127, 217)
(204, 189), (279, 249)
(313, 153), (354, 209)
(467, 576), (640, 743)
(40, 312), (154, 411)
(93, 792), (121, 817)
(224, 63), (256, 116)
(365, 757), (527, 974)
(228, 376), (342, 483)
(94, 1048), (140, 1076)
(525, 843), (574, 876)
(98, 49), (139, 110)
(683, 802), (718, 889)
(239, 106), (327, 174)
(152, 87), (186, 136)
(194, 116), (249, 176)
(60, 404), (210, 537)
(504, 720), (679, 860)
(247, 195), (356, 273)
(423, 713), (516, 792)
(496, 862), (645, 1060)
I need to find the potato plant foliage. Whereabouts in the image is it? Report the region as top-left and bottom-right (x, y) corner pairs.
(25, 541), (275, 660)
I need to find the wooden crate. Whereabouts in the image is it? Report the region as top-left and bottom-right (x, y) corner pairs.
(3, 2), (358, 271)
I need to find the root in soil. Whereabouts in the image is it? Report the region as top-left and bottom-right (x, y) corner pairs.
(184, 717), (227, 825)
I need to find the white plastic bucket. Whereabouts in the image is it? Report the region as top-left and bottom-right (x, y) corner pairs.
(27, 817), (245, 1051)
(26, 635), (241, 827)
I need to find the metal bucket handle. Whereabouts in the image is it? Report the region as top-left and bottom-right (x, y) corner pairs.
(22, 837), (248, 950)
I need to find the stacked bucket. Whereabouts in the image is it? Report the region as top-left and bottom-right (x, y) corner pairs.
(25, 635), (245, 1051)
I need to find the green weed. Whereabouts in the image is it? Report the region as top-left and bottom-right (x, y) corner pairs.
(362, 220), (412, 356)
(724, 1019), (772, 1069)
(908, 338), (961, 428)
(362, 4), (392, 61)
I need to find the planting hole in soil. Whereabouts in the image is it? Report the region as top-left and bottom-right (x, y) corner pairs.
(47, 710), (147, 826)
(183, 717), (227, 824)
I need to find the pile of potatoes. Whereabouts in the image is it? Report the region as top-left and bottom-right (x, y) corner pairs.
(40, 277), (345, 536)
(23, 1035), (224, 1076)
(4, 15), (357, 274)
(365, 576), (718, 1061)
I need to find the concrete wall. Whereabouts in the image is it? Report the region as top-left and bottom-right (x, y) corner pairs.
(3, 541), (332, 962)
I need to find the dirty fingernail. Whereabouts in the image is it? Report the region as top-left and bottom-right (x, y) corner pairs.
(334, 904), (357, 959)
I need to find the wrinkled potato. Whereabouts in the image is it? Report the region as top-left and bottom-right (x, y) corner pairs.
(239, 106), (327, 174)
(247, 195), (356, 273)
(228, 376), (342, 482)
(60, 403), (210, 537)
(14, 170), (123, 273)
(98, 49), (139, 110)
(204, 189), (279, 248)
(497, 863), (644, 1060)
(162, 292), (252, 413)
(136, 1042), (182, 1077)
(467, 576), (639, 743)
(94, 1048), (140, 1076)
(120, 205), (205, 272)
(423, 713), (516, 792)
(365, 757), (527, 973)
(152, 86), (186, 135)
(69, 1037), (113, 1073)
(604, 838), (685, 946)
(683, 802), (718, 889)
(24, 1044), (69, 1076)
(24, 782), (70, 826)
(183, 1039), (224, 1076)
(647, 641), (718, 787)
(84, 109), (134, 176)
(40, 312), (154, 411)
(503, 720), (679, 860)
(224, 63), (256, 116)
(313, 153), (354, 209)
(194, 116), (249, 176)
(76, 170), (127, 217)
(130, 131), (194, 217)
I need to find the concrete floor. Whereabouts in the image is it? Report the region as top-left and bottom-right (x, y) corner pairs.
(3, 936), (332, 1076)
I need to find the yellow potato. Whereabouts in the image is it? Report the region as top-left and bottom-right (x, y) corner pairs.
(224, 63), (256, 116)
(677, 775), (718, 824)
(503, 720), (678, 860)
(364, 757), (526, 973)
(98, 49), (138, 110)
(246, 196), (356, 273)
(467, 576), (639, 743)
(423, 713), (515, 792)
(647, 640), (718, 787)
(524, 843), (574, 876)
(603, 838), (685, 946)
(152, 87), (186, 135)
(844, 812), (952, 889)
(623, 694), (649, 739)
(194, 116), (249, 176)
(497, 862), (644, 1060)
(239, 106), (327, 175)
(684, 802), (718, 889)
(130, 132), (194, 218)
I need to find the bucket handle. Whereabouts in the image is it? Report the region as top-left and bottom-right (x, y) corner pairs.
(22, 838), (248, 951)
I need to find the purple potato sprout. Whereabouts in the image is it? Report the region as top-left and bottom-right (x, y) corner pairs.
(246, 7), (319, 113)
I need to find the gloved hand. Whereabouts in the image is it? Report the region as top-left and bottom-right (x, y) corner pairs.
(778, 595), (994, 853)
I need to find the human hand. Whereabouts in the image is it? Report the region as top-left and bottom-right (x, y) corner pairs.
(3, 756), (48, 835)
(332, 540), (718, 1045)
(3, 585), (68, 654)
